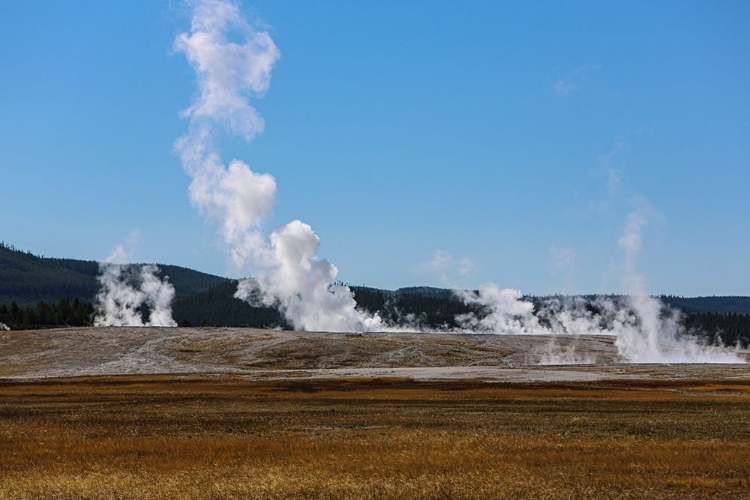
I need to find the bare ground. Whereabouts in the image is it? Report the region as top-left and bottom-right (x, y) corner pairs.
(0, 327), (748, 382)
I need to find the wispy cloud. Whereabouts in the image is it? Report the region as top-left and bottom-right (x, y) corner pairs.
(414, 249), (476, 287)
(553, 64), (601, 96)
(553, 79), (580, 97)
(549, 246), (576, 276)
(548, 245), (578, 294)
(598, 139), (627, 194)
(586, 140), (628, 214)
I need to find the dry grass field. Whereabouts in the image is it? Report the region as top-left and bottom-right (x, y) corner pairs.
(2, 375), (750, 499)
(1, 328), (749, 498)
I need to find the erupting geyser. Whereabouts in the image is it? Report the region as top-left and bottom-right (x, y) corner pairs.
(174, 0), (384, 332)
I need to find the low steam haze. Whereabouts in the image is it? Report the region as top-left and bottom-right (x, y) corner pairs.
(2, 2), (748, 333)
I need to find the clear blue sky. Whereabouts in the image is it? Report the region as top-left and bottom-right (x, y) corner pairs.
(1, 0), (748, 296)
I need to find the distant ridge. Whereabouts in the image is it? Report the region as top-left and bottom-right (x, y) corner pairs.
(660, 295), (750, 315)
(1, 242), (748, 333)
(0, 243), (227, 308)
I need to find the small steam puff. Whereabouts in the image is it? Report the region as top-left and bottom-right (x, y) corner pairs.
(175, 0), (383, 332)
(94, 246), (177, 327)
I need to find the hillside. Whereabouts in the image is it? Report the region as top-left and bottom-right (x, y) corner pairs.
(0, 243), (227, 307)
(171, 280), (288, 328)
(661, 295), (750, 315)
(1, 242), (748, 343)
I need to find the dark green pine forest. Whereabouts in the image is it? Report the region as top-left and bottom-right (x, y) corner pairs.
(1, 242), (749, 347)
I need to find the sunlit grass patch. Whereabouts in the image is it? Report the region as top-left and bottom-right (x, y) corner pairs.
(683, 383), (750, 394)
(2, 376), (750, 498)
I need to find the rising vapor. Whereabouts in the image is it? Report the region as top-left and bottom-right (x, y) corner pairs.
(94, 246), (177, 327)
(455, 209), (743, 364)
(175, 0), (383, 332)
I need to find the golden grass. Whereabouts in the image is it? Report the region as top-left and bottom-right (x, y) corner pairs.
(1, 377), (750, 499)
(683, 383), (750, 394)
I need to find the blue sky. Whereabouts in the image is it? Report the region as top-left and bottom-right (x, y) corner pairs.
(1, 0), (748, 296)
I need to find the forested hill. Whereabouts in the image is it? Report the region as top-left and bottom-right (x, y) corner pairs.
(0, 243), (227, 307)
(1, 242), (748, 340)
(350, 287), (750, 317)
(660, 295), (750, 315)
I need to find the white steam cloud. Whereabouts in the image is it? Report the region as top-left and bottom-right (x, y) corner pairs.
(175, 0), (383, 332)
(415, 249), (476, 288)
(94, 246), (177, 327)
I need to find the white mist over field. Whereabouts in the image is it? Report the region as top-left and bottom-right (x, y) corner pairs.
(94, 246), (176, 327)
(174, 0), (384, 332)
(458, 286), (742, 364)
(456, 207), (744, 364)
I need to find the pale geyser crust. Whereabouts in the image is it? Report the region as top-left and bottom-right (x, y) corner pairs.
(0, 327), (747, 380)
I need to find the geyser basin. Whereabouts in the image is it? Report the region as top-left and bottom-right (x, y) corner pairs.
(0, 328), (746, 380)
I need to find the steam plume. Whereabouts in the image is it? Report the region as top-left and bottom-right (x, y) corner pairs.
(94, 246), (177, 327)
(175, 0), (383, 332)
(174, 0), (278, 269)
(611, 206), (741, 362)
(455, 209), (744, 364)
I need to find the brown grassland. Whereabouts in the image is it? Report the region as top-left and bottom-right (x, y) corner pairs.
(1, 376), (750, 499)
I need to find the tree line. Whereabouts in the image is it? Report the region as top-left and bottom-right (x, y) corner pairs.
(0, 298), (94, 329)
(0, 242), (227, 308)
(2, 285), (749, 349)
(682, 312), (750, 347)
